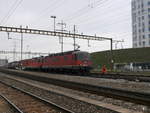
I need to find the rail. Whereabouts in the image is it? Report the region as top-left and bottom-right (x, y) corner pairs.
(0, 94), (24, 113)
(0, 69), (150, 106)
(0, 81), (75, 113)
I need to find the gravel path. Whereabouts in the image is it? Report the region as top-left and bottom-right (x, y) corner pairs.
(0, 72), (149, 113)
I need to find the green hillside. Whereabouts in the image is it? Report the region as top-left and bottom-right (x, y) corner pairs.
(91, 47), (150, 69)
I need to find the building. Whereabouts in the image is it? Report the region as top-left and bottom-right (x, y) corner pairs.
(114, 62), (150, 72)
(0, 59), (8, 67)
(132, 0), (150, 48)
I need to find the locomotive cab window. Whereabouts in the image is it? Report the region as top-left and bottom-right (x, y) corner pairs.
(76, 52), (90, 61)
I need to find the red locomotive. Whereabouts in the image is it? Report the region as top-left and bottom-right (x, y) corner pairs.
(19, 50), (92, 74)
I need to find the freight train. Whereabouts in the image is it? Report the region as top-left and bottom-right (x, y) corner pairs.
(8, 50), (93, 74)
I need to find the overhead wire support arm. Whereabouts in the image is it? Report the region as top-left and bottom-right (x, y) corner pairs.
(0, 26), (112, 41)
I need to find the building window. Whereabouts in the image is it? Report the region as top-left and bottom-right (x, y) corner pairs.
(138, 4), (140, 9)
(148, 8), (150, 12)
(132, 1), (136, 10)
(142, 2), (144, 8)
(138, 17), (141, 22)
(138, 11), (140, 15)
(148, 15), (150, 19)
(142, 22), (145, 26)
(148, 1), (150, 6)
(133, 13), (136, 22)
(142, 27), (145, 32)
(139, 35), (141, 40)
(142, 16), (144, 20)
(142, 35), (145, 39)
(143, 41), (145, 47)
(139, 29), (141, 33)
(133, 36), (137, 41)
(134, 43), (137, 47)
(148, 27), (150, 32)
(139, 22), (141, 27)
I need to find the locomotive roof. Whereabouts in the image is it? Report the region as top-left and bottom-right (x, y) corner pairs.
(48, 50), (80, 57)
(19, 50), (89, 62)
(73, 51), (89, 54)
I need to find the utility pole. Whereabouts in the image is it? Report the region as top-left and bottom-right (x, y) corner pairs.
(13, 41), (16, 61)
(57, 20), (66, 53)
(51, 16), (56, 35)
(88, 39), (90, 47)
(20, 25), (23, 69)
(73, 25), (76, 51)
(110, 39), (113, 71)
(7, 32), (12, 39)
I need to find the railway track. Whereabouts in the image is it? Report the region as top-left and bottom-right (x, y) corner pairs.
(0, 69), (150, 107)
(0, 94), (19, 113)
(0, 94), (23, 113)
(0, 73), (124, 113)
(0, 81), (74, 113)
(90, 73), (150, 82)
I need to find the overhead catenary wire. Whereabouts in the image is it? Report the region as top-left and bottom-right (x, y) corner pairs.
(0, 0), (24, 25)
(76, 11), (131, 28)
(0, 0), (19, 24)
(29, 0), (67, 27)
(73, 1), (131, 26)
(62, 0), (130, 35)
(60, 0), (131, 43)
(67, 0), (130, 26)
(64, 0), (109, 22)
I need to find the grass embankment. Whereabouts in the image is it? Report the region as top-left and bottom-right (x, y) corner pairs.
(91, 47), (150, 70)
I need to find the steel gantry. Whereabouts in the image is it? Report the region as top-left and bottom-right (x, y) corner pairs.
(0, 26), (111, 41)
(0, 25), (115, 70)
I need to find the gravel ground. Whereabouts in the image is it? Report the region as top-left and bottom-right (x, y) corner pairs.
(0, 72), (149, 113)
(8, 70), (150, 93)
(0, 96), (18, 113)
(0, 73), (119, 113)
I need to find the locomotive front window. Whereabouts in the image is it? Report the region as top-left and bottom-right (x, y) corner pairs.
(76, 52), (90, 61)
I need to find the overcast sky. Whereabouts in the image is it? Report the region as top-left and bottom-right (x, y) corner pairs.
(0, 0), (132, 61)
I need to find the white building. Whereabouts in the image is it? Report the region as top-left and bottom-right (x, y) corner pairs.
(132, 0), (150, 48)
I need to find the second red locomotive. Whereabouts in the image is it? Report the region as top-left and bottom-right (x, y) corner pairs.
(20, 50), (92, 74)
